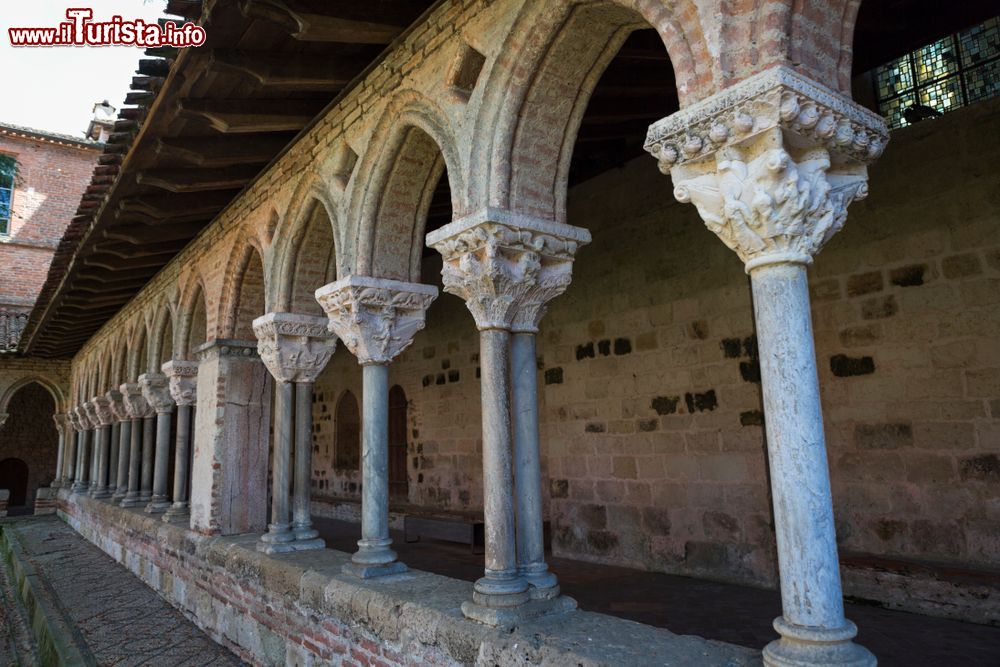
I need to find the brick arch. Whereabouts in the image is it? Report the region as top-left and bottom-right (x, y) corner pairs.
(126, 319), (149, 381)
(349, 91), (466, 282)
(149, 299), (176, 370)
(271, 173), (340, 314)
(0, 374), (66, 416)
(221, 240), (268, 340)
(176, 274), (210, 359)
(472, 0), (706, 224)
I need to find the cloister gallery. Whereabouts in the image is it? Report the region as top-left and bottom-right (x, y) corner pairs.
(0, 0), (998, 665)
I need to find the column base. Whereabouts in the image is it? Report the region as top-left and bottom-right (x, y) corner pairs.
(461, 595), (576, 627)
(521, 565), (560, 600)
(70, 483), (87, 493)
(293, 524), (320, 541)
(144, 499), (171, 514)
(163, 505), (190, 523)
(342, 560), (407, 579)
(120, 494), (143, 508)
(258, 523), (296, 554)
(138, 493), (152, 504)
(92, 488), (113, 500)
(763, 618), (876, 667)
(111, 490), (127, 503)
(472, 572), (531, 608)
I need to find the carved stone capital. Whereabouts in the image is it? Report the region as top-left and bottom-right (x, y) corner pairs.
(91, 396), (114, 427)
(426, 209), (590, 332)
(644, 67), (888, 271)
(105, 389), (126, 422)
(162, 360), (199, 406)
(139, 373), (173, 414)
(82, 401), (100, 430)
(315, 277), (437, 366)
(252, 313), (338, 382)
(121, 382), (153, 419)
(52, 412), (70, 435)
(67, 408), (82, 432)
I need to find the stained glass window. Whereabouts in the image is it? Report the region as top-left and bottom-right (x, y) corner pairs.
(874, 16), (1000, 129)
(0, 154), (15, 236)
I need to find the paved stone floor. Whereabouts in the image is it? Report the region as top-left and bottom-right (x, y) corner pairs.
(314, 517), (1000, 667)
(1, 517), (244, 666)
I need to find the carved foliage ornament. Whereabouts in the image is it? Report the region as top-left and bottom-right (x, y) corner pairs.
(252, 313), (338, 382)
(315, 277), (437, 366)
(429, 218), (587, 332)
(106, 389), (127, 422)
(83, 401), (101, 429)
(139, 373), (174, 413)
(162, 360), (199, 406)
(673, 143), (869, 270)
(120, 383), (153, 419)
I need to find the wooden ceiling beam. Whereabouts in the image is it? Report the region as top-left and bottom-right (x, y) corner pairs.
(136, 165), (259, 193)
(200, 49), (361, 90)
(240, 0), (408, 44)
(102, 222), (207, 245)
(154, 134), (292, 167)
(179, 98), (320, 133)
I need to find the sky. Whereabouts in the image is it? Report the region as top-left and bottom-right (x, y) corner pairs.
(0, 0), (168, 137)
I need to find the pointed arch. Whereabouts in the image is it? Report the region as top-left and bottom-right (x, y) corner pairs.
(221, 239), (268, 340)
(177, 274), (210, 359)
(349, 90), (466, 281)
(0, 374), (67, 415)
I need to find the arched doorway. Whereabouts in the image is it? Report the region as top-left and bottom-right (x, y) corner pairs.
(388, 385), (408, 501)
(0, 458), (28, 506)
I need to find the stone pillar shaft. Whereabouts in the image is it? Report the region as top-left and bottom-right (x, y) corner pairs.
(643, 66), (884, 667)
(139, 416), (155, 503)
(511, 333), (558, 597)
(122, 418), (143, 507)
(63, 429), (77, 486)
(114, 419), (131, 501)
(52, 416), (66, 488)
(107, 421), (120, 498)
(147, 411), (173, 513)
(165, 404), (192, 521)
(259, 380), (295, 551)
(292, 382), (319, 540)
(92, 424), (112, 498)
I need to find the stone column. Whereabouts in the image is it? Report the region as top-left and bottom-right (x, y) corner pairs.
(121, 383), (152, 508)
(51, 413), (68, 488)
(253, 313), (337, 553)
(316, 277), (437, 577)
(428, 210), (588, 624)
(109, 390), (131, 502)
(140, 373), (174, 513)
(71, 407), (91, 493)
(83, 401), (101, 493)
(644, 66), (886, 667)
(91, 395), (115, 499)
(63, 410), (80, 487)
(163, 360), (198, 522)
(189, 340), (271, 536)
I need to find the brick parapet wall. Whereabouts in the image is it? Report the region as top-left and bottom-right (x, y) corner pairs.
(57, 493), (759, 666)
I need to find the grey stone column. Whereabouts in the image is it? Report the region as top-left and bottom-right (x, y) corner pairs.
(259, 378), (295, 552)
(511, 332), (559, 598)
(253, 313), (337, 554)
(51, 413), (67, 488)
(73, 416), (91, 493)
(83, 402), (100, 493)
(139, 416), (156, 503)
(105, 388), (126, 500)
(645, 66), (885, 667)
(114, 418), (131, 502)
(65, 409), (82, 488)
(316, 279), (437, 577)
(92, 396), (114, 499)
(163, 360), (198, 522)
(107, 422), (120, 495)
(141, 372), (174, 514)
(293, 381), (319, 541)
(120, 382), (151, 508)
(428, 210), (587, 624)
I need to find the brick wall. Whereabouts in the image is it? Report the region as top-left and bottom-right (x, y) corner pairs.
(0, 382), (58, 505)
(0, 132), (99, 308)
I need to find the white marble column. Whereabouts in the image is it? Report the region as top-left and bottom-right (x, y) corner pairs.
(64, 410), (80, 488)
(163, 360), (198, 522)
(91, 395), (115, 499)
(644, 66), (886, 667)
(120, 382), (152, 508)
(253, 312), (338, 553)
(71, 406), (91, 493)
(140, 373), (174, 513)
(316, 277), (437, 577)
(51, 413), (68, 488)
(428, 210), (587, 624)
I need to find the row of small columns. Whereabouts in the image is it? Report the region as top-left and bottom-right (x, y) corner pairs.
(53, 361), (198, 524)
(46, 66), (884, 667)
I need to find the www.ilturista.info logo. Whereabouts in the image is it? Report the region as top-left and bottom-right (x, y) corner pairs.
(8, 8), (206, 47)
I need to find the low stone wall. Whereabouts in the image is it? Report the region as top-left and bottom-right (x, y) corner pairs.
(0, 489), (8, 518)
(34, 488), (56, 516)
(58, 491), (760, 666)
